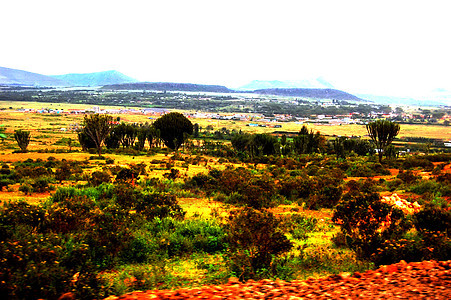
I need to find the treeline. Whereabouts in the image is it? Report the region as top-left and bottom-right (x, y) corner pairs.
(0, 89), (394, 117)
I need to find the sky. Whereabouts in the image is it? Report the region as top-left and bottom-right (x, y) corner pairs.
(1, 0), (450, 98)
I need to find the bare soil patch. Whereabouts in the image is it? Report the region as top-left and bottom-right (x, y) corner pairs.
(104, 260), (451, 299)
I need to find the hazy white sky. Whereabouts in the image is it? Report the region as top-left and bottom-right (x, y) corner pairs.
(1, 0), (450, 97)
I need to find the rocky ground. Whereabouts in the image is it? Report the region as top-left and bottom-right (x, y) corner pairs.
(102, 260), (451, 299)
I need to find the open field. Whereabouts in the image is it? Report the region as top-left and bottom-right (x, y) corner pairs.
(1, 101), (450, 155)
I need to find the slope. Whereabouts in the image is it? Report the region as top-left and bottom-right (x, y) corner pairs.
(51, 70), (137, 87)
(0, 66), (68, 87)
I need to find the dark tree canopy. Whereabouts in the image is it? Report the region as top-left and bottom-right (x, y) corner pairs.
(81, 114), (113, 156)
(152, 112), (193, 150)
(366, 119), (400, 163)
(14, 129), (31, 152)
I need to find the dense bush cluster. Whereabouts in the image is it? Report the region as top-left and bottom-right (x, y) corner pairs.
(333, 187), (451, 266)
(0, 182), (225, 299)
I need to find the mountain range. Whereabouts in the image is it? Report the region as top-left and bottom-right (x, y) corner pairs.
(51, 70), (137, 86)
(1, 66), (449, 106)
(0, 66), (67, 86)
(0, 66), (137, 87)
(237, 78), (334, 91)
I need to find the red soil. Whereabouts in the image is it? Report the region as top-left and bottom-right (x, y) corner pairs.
(103, 260), (451, 299)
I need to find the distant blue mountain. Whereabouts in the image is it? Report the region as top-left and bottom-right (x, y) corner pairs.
(51, 70), (137, 87)
(253, 88), (363, 101)
(0, 66), (67, 86)
(102, 82), (232, 93)
(356, 93), (451, 106)
(237, 78), (335, 91)
(0, 67), (138, 87)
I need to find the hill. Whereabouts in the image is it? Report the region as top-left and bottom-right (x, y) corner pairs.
(356, 93), (451, 107)
(51, 70), (137, 87)
(102, 82), (233, 93)
(253, 88), (364, 101)
(0, 66), (68, 87)
(237, 78), (335, 91)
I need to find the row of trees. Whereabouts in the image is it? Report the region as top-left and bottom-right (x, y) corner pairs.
(78, 112), (194, 156)
(13, 113), (400, 164)
(229, 121), (400, 163)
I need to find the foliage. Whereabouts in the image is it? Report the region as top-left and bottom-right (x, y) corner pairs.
(414, 202), (451, 233)
(366, 119), (400, 163)
(112, 184), (185, 220)
(89, 171), (112, 186)
(293, 125), (326, 154)
(332, 190), (410, 262)
(279, 213), (318, 240)
(80, 114), (113, 156)
(402, 156), (434, 170)
(152, 112), (193, 150)
(231, 133), (279, 157)
(397, 170), (421, 184)
(224, 208), (293, 281)
(0, 179), (192, 299)
(13, 129), (31, 153)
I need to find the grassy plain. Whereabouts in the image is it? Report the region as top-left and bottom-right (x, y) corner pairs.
(1, 101), (450, 152)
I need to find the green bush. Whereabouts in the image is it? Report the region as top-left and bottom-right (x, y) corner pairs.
(279, 213), (318, 240)
(0, 199), (121, 300)
(224, 208), (293, 281)
(31, 176), (53, 193)
(278, 174), (311, 201)
(110, 184), (185, 220)
(18, 182), (33, 195)
(414, 203), (451, 232)
(397, 170), (420, 184)
(89, 171), (112, 186)
(402, 157), (434, 170)
(332, 190), (411, 262)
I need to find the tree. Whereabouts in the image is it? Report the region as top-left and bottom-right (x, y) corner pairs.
(14, 129), (31, 152)
(81, 114), (113, 156)
(293, 125), (325, 154)
(193, 123), (200, 138)
(152, 112), (193, 150)
(366, 119), (400, 163)
(0, 125), (7, 143)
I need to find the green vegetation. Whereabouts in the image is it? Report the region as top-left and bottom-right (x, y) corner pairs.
(153, 112), (193, 150)
(0, 108), (450, 299)
(13, 129), (31, 153)
(79, 114), (113, 156)
(366, 119), (400, 163)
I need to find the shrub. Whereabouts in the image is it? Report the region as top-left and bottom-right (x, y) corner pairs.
(332, 190), (411, 261)
(397, 170), (420, 184)
(0, 200), (45, 234)
(31, 176), (53, 193)
(224, 208), (293, 281)
(18, 182), (33, 195)
(0, 178), (13, 191)
(164, 168), (180, 180)
(402, 157), (434, 170)
(304, 170), (344, 209)
(278, 174), (311, 201)
(414, 203), (451, 233)
(115, 167), (140, 183)
(279, 213), (318, 240)
(89, 171), (112, 186)
(409, 180), (441, 195)
(15, 165), (52, 179)
(112, 184), (185, 220)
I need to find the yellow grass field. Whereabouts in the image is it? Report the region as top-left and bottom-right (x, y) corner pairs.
(1, 101), (450, 156)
